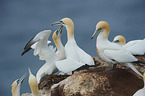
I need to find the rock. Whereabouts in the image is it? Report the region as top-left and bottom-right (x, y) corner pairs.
(38, 75), (70, 90)
(51, 67), (143, 96)
(22, 57), (145, 96)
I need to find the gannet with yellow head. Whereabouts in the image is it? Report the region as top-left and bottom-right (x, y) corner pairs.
(52, 26), (65, 60)
(113, 35), (145, 55)
(91, 21), (143, 77)
(11, 73), (27, 96)
(51, 18), (95, 73)
(28, 68), (39, 96)
(133, 73), (145, 96)
(22, 28), (65, 83)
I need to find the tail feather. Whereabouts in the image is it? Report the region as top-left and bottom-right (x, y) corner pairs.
(55, 58), (85, 73)
(125, 63), (143, 77)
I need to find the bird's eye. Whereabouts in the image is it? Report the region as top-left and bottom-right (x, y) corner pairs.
(60, 21), (64, 24)
(114, 40), (120, 43)
(98, 28), (102, 31)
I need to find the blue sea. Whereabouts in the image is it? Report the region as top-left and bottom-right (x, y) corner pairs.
(0, 0), (145, 95)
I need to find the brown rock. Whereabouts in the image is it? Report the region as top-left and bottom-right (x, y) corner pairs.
(38, 75), (70, 90)
(51, 67), (143, 96)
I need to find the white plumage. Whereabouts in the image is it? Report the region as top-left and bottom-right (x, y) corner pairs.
(11, 73), (27, 96)
(52, 18), (95, 73)
(133, 73), (145, 96)
(22, 29), (65, 83)
(113, 35), (145, 55)
(91, 21), (143, 77)
(28, 68), (39, 96)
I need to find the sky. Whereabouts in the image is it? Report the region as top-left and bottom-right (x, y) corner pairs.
(0, 0), (145, 95)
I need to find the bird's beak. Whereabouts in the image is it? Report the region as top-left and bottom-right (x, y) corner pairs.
(91, 28), (102, 39)
(21, 37), (38, 56)
(58, 25), (63, 35)
(51, 21), (64, 26)
(18, 73), (27, 84)
(55, 25), (63, 36)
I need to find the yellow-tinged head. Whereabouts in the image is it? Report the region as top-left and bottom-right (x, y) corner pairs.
(52, 26), (63, 50)
(11, 73), (27, 96)
(51, 17), (74, 39)
(91, 21), (110, 39)
(51, 17), (74, 27)
(11, 80), (18, 96)
(61, 18), (74, 27)
(28, 68), (39, 96)
(113, 35), (126, 46)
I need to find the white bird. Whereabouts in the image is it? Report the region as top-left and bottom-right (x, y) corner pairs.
(91, 21), (143, 77)
(22, 28), (65, 83)
(11, 73), (27, 96)
(51, 18), (95, 73)
(113, 35), (145, 55)
(31, 41), (51, 50)
(28, 68), (39, 96)
(133, 73), (145, 96)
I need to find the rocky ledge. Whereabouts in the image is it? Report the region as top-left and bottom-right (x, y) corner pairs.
(23, 57), (145, 96)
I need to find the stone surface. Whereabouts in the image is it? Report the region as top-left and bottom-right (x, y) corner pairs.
(22, 57), (145, 96)
(51, 67), (143, 96)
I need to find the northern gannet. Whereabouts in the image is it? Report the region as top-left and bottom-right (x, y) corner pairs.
(91, 21), (143, 77)
(22, 28), (65, 83)
(133, 73), (145, 96)
(11, 73), (27, 96)
(113, 35), (145, 55)
(28, 68), (39, 96)
(51, 18), (95, 73)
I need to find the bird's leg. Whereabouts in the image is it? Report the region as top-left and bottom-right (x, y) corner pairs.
(113, 64), (117, 69)
(72, 71), (74, 74)
(105, 64), (117, 71)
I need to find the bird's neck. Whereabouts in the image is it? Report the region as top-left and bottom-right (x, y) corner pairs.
(55, 37), (64, 51)
(97, 30), (110, 41)
(30, 79), (39, 96)
(13, 85), (20, 96)
(66, 24), (74, 40)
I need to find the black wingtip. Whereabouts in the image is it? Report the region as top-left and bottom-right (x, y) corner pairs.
(21, 48), (32, 56)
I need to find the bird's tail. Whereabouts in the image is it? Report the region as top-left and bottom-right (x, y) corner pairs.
(125, 63), (143, 77)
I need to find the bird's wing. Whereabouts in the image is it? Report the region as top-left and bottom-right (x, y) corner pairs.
(49, 45), (56, 53)
(123, 40), (145, 55)
(76, 46), (94, 65)
(31, 40), (51, 49)
(104, 49), (138, 63)
(34, 40), (58, 63)
(55, 58), (85, 73)
(36, 63), (58, 83)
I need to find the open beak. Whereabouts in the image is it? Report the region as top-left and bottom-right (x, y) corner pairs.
(91, 28), (102, 39)
(51, 21), (64, 26)
(18, 73), (27, 85)
(58, 25), (63, 35)
(55, 25), (63, 36)
(21, 37), (38, 56)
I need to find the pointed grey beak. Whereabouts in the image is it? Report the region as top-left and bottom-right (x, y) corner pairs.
(18, 73), (27, 85)
(58, 25), (63, 35)
(51, 21), (64, 26)
(91, 28), (102, 39)
(55, 25), (63, 36)
(21, 37), (38, 56)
